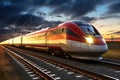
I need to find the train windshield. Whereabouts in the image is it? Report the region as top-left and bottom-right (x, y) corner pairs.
(73, 21), (100, 35)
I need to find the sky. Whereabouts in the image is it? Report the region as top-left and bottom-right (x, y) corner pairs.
(0, 0), (120, 41)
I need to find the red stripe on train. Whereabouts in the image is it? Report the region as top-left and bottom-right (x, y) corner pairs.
(94, 38), (105, 45)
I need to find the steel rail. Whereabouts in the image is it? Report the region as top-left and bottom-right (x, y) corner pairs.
(4, 47), (55, 80)
(99, 59), (120, 71)
(3, 46), (118, 80)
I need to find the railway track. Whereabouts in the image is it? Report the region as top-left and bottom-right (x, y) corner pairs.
(99, 59), (120, 71)
(3, 46), (118, 80)
(5, 47), (54, 80)
(73, 57), (120, 71)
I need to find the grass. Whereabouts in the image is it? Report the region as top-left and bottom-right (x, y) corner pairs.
(102, 41), (120, 60)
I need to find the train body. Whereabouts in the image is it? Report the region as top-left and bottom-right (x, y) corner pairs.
(0, 20), (108, 60)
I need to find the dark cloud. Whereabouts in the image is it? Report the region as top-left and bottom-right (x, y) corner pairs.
(112, 31), (120, 34)
(0, 28), (15, 41)
(80, 16), (97, 22)
(0, 0), (103, 28)
(51, 0), (102, 18)
(46, 0), (70, 7)
(0, 0), (32, 27)
(0, 0), (44, 41)
(0, 0), (119, 41)
(0, 14), (62, 42)
(30, 0), (46, 6)
(14, 13), (44, 26)
(0, 5), (18, 27)
(107, 1), (120, 14)
(0, 1), (45, 34)
(99, 1), (120, 19)
(106, 31), (120, 36)
(99, 15), (120, 19)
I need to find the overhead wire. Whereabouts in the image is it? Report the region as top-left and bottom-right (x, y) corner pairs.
(10, 0), (33, 37)
(16, 2), (48, 34)
(14, 0), (47, 35)
(13, 0), (33, 26)
(12, 0), (58, 36)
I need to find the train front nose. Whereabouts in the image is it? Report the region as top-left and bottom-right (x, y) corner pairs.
(85, 36), (108, 58)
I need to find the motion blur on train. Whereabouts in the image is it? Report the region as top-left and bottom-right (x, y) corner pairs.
(0, 20), (108, 60)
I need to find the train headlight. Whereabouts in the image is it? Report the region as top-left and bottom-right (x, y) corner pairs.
(85, 37), (94, 44)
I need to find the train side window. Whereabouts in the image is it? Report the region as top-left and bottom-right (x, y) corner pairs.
(73, 21), (100, 35)
(49, 28), (66, 36)
(67, 29), (79, 38)
(62, 28), (64, 32)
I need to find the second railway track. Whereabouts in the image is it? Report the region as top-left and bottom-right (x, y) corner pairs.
(3, 46), (120, 80)
(99, 59), (120, 71)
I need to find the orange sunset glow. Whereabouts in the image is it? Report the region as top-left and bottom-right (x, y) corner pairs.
(0, 0), (119, 42)
(91, 18), (120, 41)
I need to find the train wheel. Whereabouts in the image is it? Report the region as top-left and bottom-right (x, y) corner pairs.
(50, 49), (55, 55)
(61, 50), (71, 58)
(65, 53), (71, 58)
(51, 52), (55, 55)
(49, 49), (53, 55)
(50, 49), (60, 56)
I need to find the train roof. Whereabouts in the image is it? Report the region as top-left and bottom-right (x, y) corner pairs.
(70, 20), (90, 26)
(58, 20), (90, 27)
(26, 27), (49, 36)
(25, 20), (90, 36)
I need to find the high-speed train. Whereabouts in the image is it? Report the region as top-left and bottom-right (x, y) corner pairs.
(0, 20), (108, 60)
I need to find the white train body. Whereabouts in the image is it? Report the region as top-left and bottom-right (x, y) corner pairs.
(0, 20), (108, 60)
